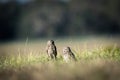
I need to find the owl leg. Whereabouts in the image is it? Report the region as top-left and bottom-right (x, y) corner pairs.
(50, 54), (54, 59)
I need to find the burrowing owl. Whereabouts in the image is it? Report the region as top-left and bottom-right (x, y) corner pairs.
(46, 40), (57, 60)
(62, 46), (76, 62)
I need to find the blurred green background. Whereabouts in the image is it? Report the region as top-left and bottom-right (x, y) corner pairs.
(0, 0), (120, 41)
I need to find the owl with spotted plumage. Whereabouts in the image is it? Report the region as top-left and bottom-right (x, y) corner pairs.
(46, 40), (57, 60)
(62, 46), (76, 62)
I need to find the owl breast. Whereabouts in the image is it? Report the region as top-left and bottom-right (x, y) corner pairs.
(48, 45), (55, 53)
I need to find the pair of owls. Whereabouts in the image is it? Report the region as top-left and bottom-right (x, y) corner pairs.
(46, 40), (76, 62)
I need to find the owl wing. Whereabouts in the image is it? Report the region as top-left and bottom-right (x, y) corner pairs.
(54, 46), (57, 56)
(70, 52), (77, 61)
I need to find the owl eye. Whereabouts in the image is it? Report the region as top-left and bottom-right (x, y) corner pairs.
(63, 50), (66, 52)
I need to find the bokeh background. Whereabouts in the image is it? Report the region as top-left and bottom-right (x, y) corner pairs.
(0, 0), (120, 41)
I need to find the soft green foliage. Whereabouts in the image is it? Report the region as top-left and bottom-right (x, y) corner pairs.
(0, 53), (46, 69)
(0, 45), (120, 69)
(0, 39), (120, 80)
(76, 45), (120, 61)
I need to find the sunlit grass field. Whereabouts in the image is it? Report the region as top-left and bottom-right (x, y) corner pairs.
(0, 37), (120, 80)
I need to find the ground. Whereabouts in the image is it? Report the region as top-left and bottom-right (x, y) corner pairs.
(0, 36), (120, 80)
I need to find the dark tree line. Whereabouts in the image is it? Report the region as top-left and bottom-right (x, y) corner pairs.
(0, 0), (120, 41)
(0, 2), (21, 41)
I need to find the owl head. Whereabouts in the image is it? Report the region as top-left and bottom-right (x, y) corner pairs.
(47, 40), (55, 45)
(63, 46), (71, 54)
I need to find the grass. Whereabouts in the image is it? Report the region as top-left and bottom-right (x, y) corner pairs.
(0, 38), (120, 80)
(0, 44), (120, 69)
